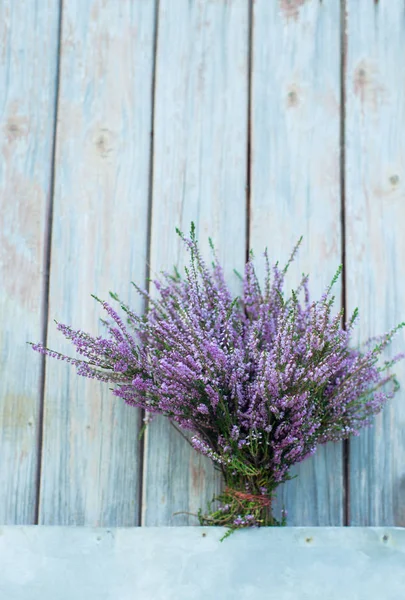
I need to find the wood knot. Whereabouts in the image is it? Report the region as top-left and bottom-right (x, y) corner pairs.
(353, 61), (387, 111)
(279, 0), (307, 20)
(5, 117), (28, 141)
(354, 66), (367, 91)
(389, 175), (399, 186)
(94, 128), (114, 158)
(8, 123), (19, 134)
(287, 89), (299, 108)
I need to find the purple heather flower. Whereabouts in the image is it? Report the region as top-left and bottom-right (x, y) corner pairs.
(31, 226), (405, 493)
(230, 425), (240, 441)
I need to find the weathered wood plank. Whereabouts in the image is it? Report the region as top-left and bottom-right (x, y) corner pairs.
(143, 0), (249, 525)
(250, 0), (343, 525)
(346, 0), (405, 526)
(39, 0), (155, 525)
(0, 0), (60, 524)
(1, 527), (405, 600)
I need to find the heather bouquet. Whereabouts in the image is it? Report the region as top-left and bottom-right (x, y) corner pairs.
(32, 225), (404, 537)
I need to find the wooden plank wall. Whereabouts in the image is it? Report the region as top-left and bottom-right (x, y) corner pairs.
(1, 0), (404, 528)
(345, 0), (405, 526)
(40, 0), (155, 526)
(250, 0), (342, 525)
(143, 0), (249, 526)
(0, 0), (61, 524)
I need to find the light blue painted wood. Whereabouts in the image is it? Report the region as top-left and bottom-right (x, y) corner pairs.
(39, 0), (155, 526)
(2, 0), (405, 531)
(250, 0), (343, 525)
(0, 0), (60, 524)
(143, 0), (249, 525)
(346, 0), (405, 526)
(1, 526), (405, 600)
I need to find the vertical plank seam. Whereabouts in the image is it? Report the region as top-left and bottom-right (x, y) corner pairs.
(139, 0), (160, 528)
(340, 0), (350, 528)
(34, 0), (64, 525)
(245, 0), (253, 259)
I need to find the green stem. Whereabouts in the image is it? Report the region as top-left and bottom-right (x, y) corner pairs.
(198, 474), (286, 540)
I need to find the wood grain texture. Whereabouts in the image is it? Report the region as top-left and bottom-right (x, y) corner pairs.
(250, 0), (343, 525)
(346, 0), (405, 526)
(0, 0), (60, 524)
(142, 0), (249, 525)
(1, 527), (405, 600)
(39, 0), (155, 525)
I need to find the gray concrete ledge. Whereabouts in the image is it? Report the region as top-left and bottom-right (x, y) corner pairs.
(1, 526), (404, 600)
